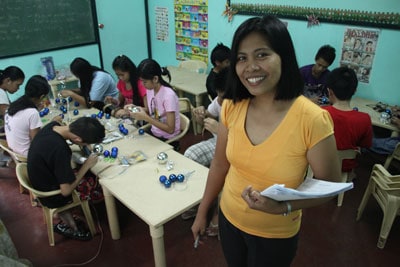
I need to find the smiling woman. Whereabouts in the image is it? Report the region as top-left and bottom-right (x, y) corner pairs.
(191, 15), (341, 267)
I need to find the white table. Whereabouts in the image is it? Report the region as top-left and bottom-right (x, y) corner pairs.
(95, 140), (208, 267)
(167, 66), (208, 107)
(351, 97), (399, 137)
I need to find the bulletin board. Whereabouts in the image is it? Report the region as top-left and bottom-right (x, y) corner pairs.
(174, 0), (209, 63)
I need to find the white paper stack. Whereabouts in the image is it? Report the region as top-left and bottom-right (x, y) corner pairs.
(260, 178), (354, 201)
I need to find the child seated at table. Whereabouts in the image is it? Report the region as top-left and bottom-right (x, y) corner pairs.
(105, 55), (147, 118)
(322, 66), (373, 172)
(126, 59), (181, 150)
(5, 75), (62, 157)
(59, 57), (119, 110)
(300, 45), (336, 104)
(206, 43), (231, 99)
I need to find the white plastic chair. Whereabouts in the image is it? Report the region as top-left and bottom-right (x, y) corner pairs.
(15, 163), (97, 246)
(356, 164), (400, 249)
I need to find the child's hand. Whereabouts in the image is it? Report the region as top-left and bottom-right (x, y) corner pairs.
(203, 118), (219, 134)
(84, 153), (98, 169)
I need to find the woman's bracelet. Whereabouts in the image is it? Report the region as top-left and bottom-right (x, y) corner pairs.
(283, 201), (292, 216)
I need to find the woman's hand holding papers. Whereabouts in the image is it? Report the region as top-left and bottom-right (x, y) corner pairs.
(241, 185), (286, 215)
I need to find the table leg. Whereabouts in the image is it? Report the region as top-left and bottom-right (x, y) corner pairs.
(150, 225), (166, 267)
(103, 187), (121, 240)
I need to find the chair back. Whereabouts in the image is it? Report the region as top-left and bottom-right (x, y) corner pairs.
(383, 142), (400, 170)
(178, 97), (193, 114)
(178, 60), (207, 74)
(166, 113), (190, 144)
(356, 163), (400, 248)
(16, 163), (61, 198)
(337, 149), (359, 167)
(371, 164), (400, 190)
(0, 139), (27, 163)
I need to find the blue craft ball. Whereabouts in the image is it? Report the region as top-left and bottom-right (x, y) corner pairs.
(138, 128), (145, 135)
(91, 114), (97, 119)
(105, 113), (111, 119)
(169, 174), (177, 183)
(353, 107), (358, 111)
(68, 96), (73, 102)
(110, 151), (118, 158)
(97, 113), (103, 119)
(62, 108), (67, 114)
(385, 108), (392, 115)
(73, 109), (79, 115)
(164, 179), (172, 188)
(103, 150), (110, 157)
(159, 175), (167, 183)
(118, 123), (124, 129)
(122, 128), (129, 135)
(74, 101), (80, 107)
(62, 98), (67, 104)
(177, 174), (185, 182)
(43, 107), (49, 115)
(111, 147), (118, 152)
(55, 98), (60, 104)
(59, 105), (65, 111)
(39, 111), (45, 117)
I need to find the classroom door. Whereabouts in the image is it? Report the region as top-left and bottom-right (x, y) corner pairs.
(95, 0), (149, 76)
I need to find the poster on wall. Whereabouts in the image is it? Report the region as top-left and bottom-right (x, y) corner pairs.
(340, 28), (380, 84)
(174, 0), (208, 63)
(155, 6), (169, 42)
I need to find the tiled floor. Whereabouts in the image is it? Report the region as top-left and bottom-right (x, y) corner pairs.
(1, 130), (400, 267)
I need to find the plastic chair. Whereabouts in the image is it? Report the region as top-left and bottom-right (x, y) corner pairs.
(336, 149), (360, 206)
(356, 164), (400, 249)
(139, 113), (190, 145)
(306, 149), (359, 206)
(15, 163), (97, 246)
(178, 98), (198, 135)
(0, 139), (36, 205)
(383, 142), (400, 169)
(178, 59), (207, 74)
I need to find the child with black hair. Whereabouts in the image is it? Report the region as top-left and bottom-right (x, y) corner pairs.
(300, 44), (336, 104)
(5, 75), (62, 157)
(206, 43), (231, 99)
(323, 66), (372, 172)
(105, 55), (147, 118)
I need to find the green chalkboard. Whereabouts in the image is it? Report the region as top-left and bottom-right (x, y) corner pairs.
(0, 0), (98, 59)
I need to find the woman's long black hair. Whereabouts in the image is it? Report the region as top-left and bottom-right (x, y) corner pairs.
(112, 55), (141, 106)
(8, 75), (50, 116)
(137, 59), (172, 89)
(70, 57), (103, 107)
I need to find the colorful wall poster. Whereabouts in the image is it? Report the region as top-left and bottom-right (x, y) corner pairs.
(340, 28), (380, 84)
(174, 0), (208, 63)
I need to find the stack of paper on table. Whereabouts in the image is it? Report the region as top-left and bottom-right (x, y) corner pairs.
(260, 178), (353, 201)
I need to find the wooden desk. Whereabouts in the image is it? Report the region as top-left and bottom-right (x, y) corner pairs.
(96, 148), (208, 267)
(351, 97), (399, 137)
(167, 66), (207, 107)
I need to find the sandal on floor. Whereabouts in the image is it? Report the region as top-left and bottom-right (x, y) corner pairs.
(206, 222), (219, 239)
(54, 222), (92, 241)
